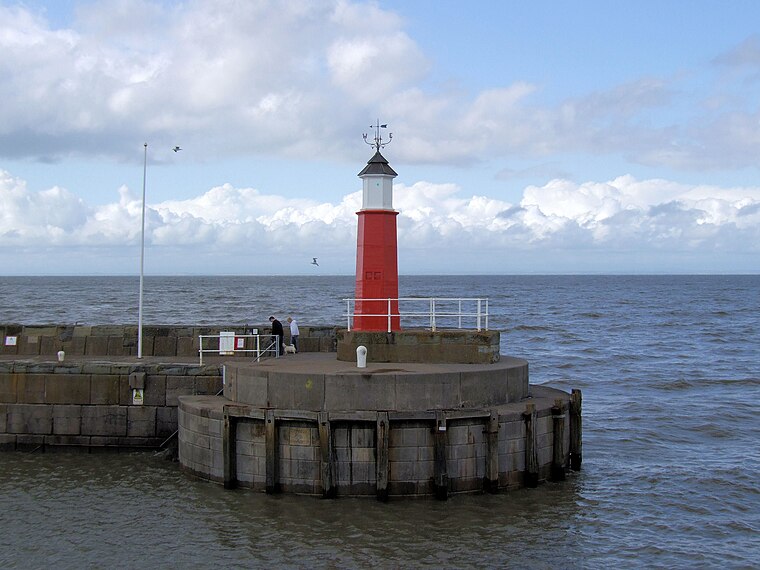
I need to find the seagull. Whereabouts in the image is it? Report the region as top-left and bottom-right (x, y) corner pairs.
(173, 146), (182, 152)
(311, 257), (319, 266)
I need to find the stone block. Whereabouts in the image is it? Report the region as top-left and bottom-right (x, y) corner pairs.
(45, 374), (91, 405)
(81, 405), (127, 437)
(0, 433), (17, 450)
(18, 335), (40, 355)
(394, 373), (461, 411)
(90, 374), (121, 405)
(85, 336), (109, 356)
(16, 434), (46, 450)
(128, 406), (157, 437)
(142, 375), (166, 406)
(52, 404), (82, 435)
(7, 404), (53, 434)
(118, 375), (132, 405)
(129, 372), (146, 390)
(268, 372), (325, 410)
(233, 371), (266, 406)
(0, 374), (17, 403)
(18, 375), (46, 404)
(88, 436), (121, 448)
(324, 374), (395, 411)
(106, 336), (128, 356)
(39, 336), (61, 355)
(177, 337), (196, 357)
(60, 336), (87, 356)
(153, 336), (177, 357)
(460, 368), (510, 408)
(166, 376), (195, 406)
(298, 337), (320, 352)
(0, 403), (6, 431)
(194, 375), (223, 396)
(156, 407), (178, 438)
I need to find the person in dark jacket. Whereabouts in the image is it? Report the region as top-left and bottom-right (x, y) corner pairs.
(269, 316), (285, 356)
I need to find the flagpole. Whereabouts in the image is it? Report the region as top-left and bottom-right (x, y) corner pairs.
(138, 142), (147, 359)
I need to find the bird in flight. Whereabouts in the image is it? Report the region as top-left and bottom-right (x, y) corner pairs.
(173, 146), (182, 152)
(311, 258), (319, 266)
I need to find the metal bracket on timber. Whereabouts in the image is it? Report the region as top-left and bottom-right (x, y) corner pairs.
(569, 389), (583, 471)
(223, 407), (238, 489)
(484, 410), (500, 493)
(265, 409), (281, 494)
(433, 410), (449, 500)
(523, 403), (539, 488)
(318, 412), (336, 499)
(551, 399), (567, 482)
(376, 412), (390, 502)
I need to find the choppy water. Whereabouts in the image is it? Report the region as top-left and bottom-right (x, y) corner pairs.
(1, 275), (758, 568)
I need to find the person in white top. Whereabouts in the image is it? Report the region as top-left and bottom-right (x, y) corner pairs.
(287, 316), (300, 353)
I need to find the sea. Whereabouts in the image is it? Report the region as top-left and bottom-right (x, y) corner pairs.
(0, 275), (758, 569)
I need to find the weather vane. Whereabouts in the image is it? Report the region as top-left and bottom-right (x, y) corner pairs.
(363, 119), (392, 151)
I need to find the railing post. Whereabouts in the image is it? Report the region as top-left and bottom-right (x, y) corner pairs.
(485, 298), (489, 331)
(458, 299), (462, 329)
(346, 299), (352, 331)
(477, 299), (482, 331)
(198, 335), (203, 365)
(387, 298), (391, 332)
(431, 298), (436, 332)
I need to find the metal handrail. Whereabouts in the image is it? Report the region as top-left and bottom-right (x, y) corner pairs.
(198, 333), (280, 364)
(343, 297), (489, 332)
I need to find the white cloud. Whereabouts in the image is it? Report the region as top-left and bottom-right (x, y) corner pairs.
(2, 1), (759, 172)
(1, 167), (758, 274)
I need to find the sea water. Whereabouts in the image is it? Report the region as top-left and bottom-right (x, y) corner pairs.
(0, 275), (758, 568)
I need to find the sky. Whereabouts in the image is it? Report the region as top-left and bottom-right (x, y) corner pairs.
(1, 0), (759, 275)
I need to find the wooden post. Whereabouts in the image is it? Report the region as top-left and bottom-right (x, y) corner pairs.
(569, 389), (583, 471)
(265, 409), (280, 494)
(433, 410), (448, 500)
(318, 412), (336, 499)
(523, 403), (538, 488)
(222, 408), (237, 490)
(484, 410), (500, 493)
(551, 399), (566, 481)
(376, 412), (390, 502)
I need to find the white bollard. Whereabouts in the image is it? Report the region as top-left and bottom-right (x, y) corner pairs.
(356, 345), (367, 368)
(57, 350), (65, 362)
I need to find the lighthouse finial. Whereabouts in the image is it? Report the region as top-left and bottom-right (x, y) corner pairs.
(363, 119), (392, 151)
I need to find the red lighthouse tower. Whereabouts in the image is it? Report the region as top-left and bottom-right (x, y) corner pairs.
(353, 122), (400, 332)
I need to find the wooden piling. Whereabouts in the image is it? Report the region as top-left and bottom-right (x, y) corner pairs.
(484, 410), (500, 493)
(222, 407), (237, 490)
(433, 411), (448, 500)
(265, 409), (280, 494)
(551, 399), (566, 482)
(569, 389), (583, 471)
(523, 402), (538, 488)
(376, 412), (390, 502)
(318, 412), (336, 499)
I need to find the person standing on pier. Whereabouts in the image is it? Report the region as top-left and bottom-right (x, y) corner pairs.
(287, 316), (299, 353)
(269, 316), (285, 356)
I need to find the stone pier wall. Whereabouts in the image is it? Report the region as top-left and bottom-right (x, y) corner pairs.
(0, 361), (222, 451)
(0, 323), (338, 358)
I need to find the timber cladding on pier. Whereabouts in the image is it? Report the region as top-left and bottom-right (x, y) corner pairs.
(178, 385), (579, 498)
(0, 360), (222, 451)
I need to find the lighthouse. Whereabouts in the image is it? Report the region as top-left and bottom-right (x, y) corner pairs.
(353, 121), (400, 331)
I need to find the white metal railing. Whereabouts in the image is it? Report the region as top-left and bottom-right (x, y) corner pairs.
(343, 297), (489, 332)
(198, 332), (280, 364)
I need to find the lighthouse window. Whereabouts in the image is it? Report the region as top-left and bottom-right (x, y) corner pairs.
(365, 271), (373, 280)
(374, 272), (381, 280)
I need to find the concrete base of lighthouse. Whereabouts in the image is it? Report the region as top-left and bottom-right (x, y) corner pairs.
(337, 329), (501, 364)
(177, 352), (580, 499)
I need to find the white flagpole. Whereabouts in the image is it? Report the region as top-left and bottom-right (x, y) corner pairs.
(138, 142), (147, 359)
